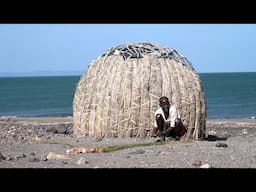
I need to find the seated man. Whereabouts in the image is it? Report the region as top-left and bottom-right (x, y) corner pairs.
(152, 96), (186, 141)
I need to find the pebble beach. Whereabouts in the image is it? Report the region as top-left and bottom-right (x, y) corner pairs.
(1, 116), (256, 168)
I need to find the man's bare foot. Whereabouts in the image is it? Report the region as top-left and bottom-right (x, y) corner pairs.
(156, 136), (165, 142)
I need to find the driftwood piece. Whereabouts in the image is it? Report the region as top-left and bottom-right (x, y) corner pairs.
(47, 152), (70, 160)
(66, 147), (104, 155)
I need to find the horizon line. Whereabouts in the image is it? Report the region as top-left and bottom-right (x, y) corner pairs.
(0, 71), (256, 77)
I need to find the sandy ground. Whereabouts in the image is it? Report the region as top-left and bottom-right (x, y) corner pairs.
(1, 116), (256, 168)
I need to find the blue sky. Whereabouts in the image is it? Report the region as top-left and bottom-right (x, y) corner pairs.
(0, 24), (256, 76)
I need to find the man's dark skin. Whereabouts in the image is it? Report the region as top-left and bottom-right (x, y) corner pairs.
(153, 97), (183, 141)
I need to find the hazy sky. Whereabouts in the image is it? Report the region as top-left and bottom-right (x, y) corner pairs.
(0, 24), (256, 75)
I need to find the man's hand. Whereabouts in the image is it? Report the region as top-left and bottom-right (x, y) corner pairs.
(151, 128), (159, 137)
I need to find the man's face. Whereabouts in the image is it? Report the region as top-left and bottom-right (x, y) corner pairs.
(160, 99), (170, 113)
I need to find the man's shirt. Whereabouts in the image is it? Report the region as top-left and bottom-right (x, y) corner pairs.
(154, 106), (180, 128)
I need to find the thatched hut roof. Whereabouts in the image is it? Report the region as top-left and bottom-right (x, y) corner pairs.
(73, 42), (206, 140)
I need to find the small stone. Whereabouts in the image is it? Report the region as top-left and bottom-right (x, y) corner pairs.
(252, 155), (256, 160)
(65, 125), (73, 134)
(45, 127), (56, 133)
(95, 137), (103, 142)
(56, 124), (67, 134)
(217, 135), (228, 141)
(6, 156), (15, 161)
(206, 135), (218, 141)
(135, 149), (145, 154)
(242, 129), (248, 135)
(216, 142), (228, 147)
(128, 149), (145, 155)
(30, 152), (36, 156)
(46, 135), (51, 139)
(192, 160), (202, 167)
(0, 152), (6, 161)
(28, 157), (40, 162)
(40, 155), (48, 161)
(159, 151), (169, 156)
(16, 153), (26, 160)
(62, 161), (68, 164)
(77, 157), (85, 165)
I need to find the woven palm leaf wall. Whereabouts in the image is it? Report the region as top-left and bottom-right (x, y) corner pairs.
(73, 43), (206, 140)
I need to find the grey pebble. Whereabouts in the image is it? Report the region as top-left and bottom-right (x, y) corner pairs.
(192, 160), (202, 167)
(40, 155), (48, 161)
(45, 127), (56, 133)
(62, 161), (68, 164)
(15, 153), (26, 160)
(6, 156), (15, 161)
(95, 137), (103, 142)
(56, 124), (67, 134)
(28, 157), (40, 162)
(128, 149), (145, 155)
(0, 152), (6, 161)
(216, 142), (228, 147)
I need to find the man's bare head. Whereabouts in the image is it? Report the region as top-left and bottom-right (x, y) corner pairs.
(159, 96), (169, 104)
(159, 96), (170, 113)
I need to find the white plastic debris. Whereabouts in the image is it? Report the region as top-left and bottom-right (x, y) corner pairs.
(200, 163), (210, 168)
(242, 129), (248, 135)
(77, 157), (85, 165)
(208, 130), (217, 135)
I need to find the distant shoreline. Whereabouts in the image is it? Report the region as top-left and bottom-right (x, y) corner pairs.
(0, 116), (256, 129)
(1, 113), (255, 119)
(1, 115), (255, 119)
(2, 115), (256, 119)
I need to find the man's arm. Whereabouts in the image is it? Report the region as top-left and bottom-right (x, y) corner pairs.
(169, 106), (180, 127)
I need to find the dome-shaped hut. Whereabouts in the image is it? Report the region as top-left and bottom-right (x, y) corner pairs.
(73, 42), (206, 140)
